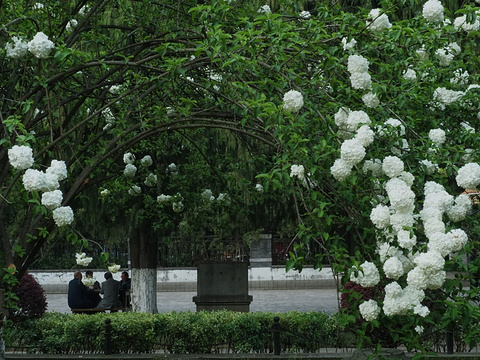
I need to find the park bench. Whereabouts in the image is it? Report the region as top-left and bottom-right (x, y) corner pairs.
(71, 307), (126, 314)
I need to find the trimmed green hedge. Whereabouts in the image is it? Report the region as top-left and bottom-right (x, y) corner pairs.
(8, 311), (352, 354)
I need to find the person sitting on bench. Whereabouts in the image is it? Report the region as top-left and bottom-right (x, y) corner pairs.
(97, 272), (122, 309)
(68, 271), (99, 310)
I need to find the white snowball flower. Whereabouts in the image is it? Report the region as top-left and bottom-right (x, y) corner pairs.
(382, 156), (404, 178)
(414, 251), (445, 276)
(123, 152), (135, 165)
(347, 55), (370, 73)
(454, 15), (480, 32)
(157, 194), (172, 203)
(456, 163), (480, 189)
(342, 37), (357, 51)
(423, 0), (444, 22)
(140, 155), (153, 167)
(421, 159), (437, 175)
(340, 139), (366, 165)
(362, 92), (379, 108)
(172, 201), (184, 212)
(52, 206), (74, 227)
(144, 173), (157, 187)
(415, 326), (424, 334)
(429, 128), (446, 145)
(447, 229), (468, 252)
(370, 204), (390, 229)
(100, 189), (110, 197)
(41, 190), (63, 210)
(366, 9), (392, 32)
(46, 160), (67, 181)
(258, 4), (271, 13)
(385, 178), (415, 212)
(433, 87), (464, 106)
(350, 261), (380, 287)
(23, 169), (46, 192)
(128, 185), (141, 196)
(384, 256), (405, 279)
(397, 230), (416, 250)
(76, 253), (93, 266)
(290, 164), (305, 181)
(346, 110), (371, 132)
(407, 267), (428, 290)
(435, 48), (454, 66)
(390, 211), (415, 232)
(413, 305), (430, 317)
(450, 69), (469, 85)
(283, 90), (304, 112)
(334, 107), (350, 128)
(299, 11), (311, 19)
(65, 19), (78, 32)
(403, 68), (417, 80)
(8, 145), (34, 170)
(255, 184), (264, 192)
(108, 264), (121, 273)
(27, 32), (55, 58)
(330, 158), (352, 181)
(350, 72), (372, 90)
(5, 36), (28, 58)
(359, 299), (381, 321)
(123, 164), (137, 178)
(363, 159), (383, 177)
(355, 125), (375, 147)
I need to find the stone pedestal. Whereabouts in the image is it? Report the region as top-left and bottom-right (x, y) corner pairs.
(249, 234), (272, 268)
(193, 262), (253, 312)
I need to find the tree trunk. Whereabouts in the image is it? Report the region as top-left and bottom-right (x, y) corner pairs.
(129, 225), (158, 313)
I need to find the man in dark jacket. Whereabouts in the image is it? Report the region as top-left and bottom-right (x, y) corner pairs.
(97, 272), (122, 309)
(67, 271), (98, 309)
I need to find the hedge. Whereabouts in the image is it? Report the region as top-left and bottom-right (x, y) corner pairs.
(7, 311), (351, 354)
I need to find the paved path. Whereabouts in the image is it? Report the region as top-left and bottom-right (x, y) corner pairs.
(46, 289), (340, 314)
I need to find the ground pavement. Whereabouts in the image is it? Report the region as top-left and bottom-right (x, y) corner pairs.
(46, 289), (340, 314)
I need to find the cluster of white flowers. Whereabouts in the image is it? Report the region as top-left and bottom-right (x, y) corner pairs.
(290, 164), (305, 181)
(347, 55), (372, 90)
(366, 9), (392, 32)
(283, 90), (304, 112)
(382, 156), (404, 178)
(454, 14), (480, 32)
(361, 92), (379, 108)
(167, 162), (178, 175)
(41, 190), (63, 210)
(432, 87), (465, 109)
(428, 128), (446, 145)
(342, 37), (357, 51)
(403, 68), (417, 81)
(363, 159), (383, 177)
(8, 145), (34, 170)
(65, 19), (78, 32)
(450, 69), (469, 85)
(359, 299), (381, 321)
(128, 185), (141, 196)
(123, 152), (135, 165)
(456, 163), (480, 189)
(27, 32), (55, 59)
(255, 184), (264, 192)
(5, 36), (28, 58)
(124, 164), (137, 177)
(299, 11), (311, 19)
(435, 47), (455, 66)
(140, 155), (153, 167)
(108, 264), (121, 273)
(102, 108), (115, 130)
(53, 206), (74, 227)
(383, 282), (425, 316)
(422, 0), (444, 22)
(420, 159), (437, 175)
(370, 204), (390, 229)
(172, 201), (184, 212)
(76, 252), (93, 267)
(144, 173), (157, 187)
(157, 194), (172, 203)
(257, 5), (271, 13)
(202, 189), (215, 201)
(350, 261), (380, 287)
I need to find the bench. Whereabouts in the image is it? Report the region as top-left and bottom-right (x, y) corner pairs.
(71, 307), (126, 314)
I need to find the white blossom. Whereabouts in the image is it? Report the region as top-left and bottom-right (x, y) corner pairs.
(384, 256), (405, 279)
(140, 155), (153, 167)
(144, 173), (157, 187)
(415, 326), (424, 334)
(27, 32), (55, 58)
(283, 90), (304, 112)
(342, 37), (357, 51)
(41, 190), (63, 210)
(299, 11), (311, 19)
(456, 163), (480, 189)
(370, 204), (390, 229)
(435, 48), (455, 66)
(8, 145), (34, 170)
(330, 158), (352, 181)
(46, 160), (67, 181)
(290, 164), (305, 181)
(124, 164), (137, 178)
(359, 299), (380, 321)
(5, 36), (28, 58)
(347, 55), (369, 73)
(123, 152), (135, 165)
(382, 156), (404, 178)
(257, 5), (271, 13)
(52, 206), (74, 226)
(340, 139), (366, 165)
(429, 128), (446, 145)
(255, 184), (264, 192)
(108, 264), (121, 273)
(355, 125), (375, 147)
(128, 185), (141, 196)
(421, 159), (437, 175)
(366, 9), (392, 32)
(362, 92), (379, 108)
(76, 252), (92, 266)
(100, 189), (110, 196)
(423, 0), (444, 22)
(157, 194), (171, 203)
(350, 72), (372, 90)
(350, 261), (380, 287)
(403, 68), (417, 80)
(172, 201), (184, 212)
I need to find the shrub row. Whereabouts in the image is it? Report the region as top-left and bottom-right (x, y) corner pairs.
(8, 311), (354, 354)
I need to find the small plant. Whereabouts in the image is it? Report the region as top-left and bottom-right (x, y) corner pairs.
(9, 273), (47, 323)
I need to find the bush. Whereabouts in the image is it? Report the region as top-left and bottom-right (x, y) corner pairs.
(7, 310), (342, 354)
(9, 273), (47, 323)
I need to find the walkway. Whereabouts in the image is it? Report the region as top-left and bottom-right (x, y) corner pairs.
(46, 289), (340, 314)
